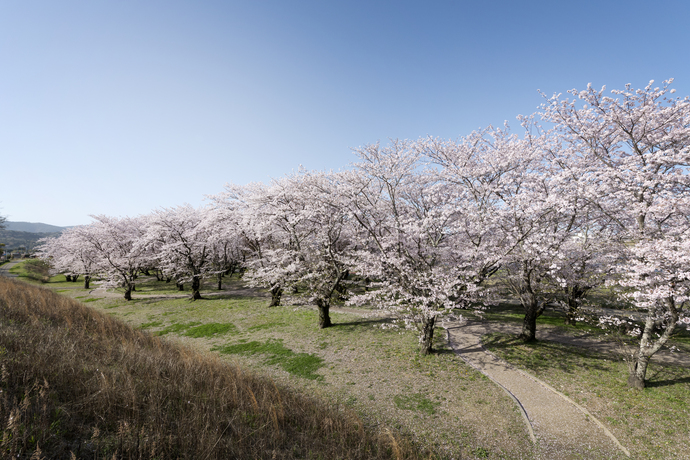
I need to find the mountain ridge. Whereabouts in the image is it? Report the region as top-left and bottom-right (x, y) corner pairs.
(4, 221), (71, 233)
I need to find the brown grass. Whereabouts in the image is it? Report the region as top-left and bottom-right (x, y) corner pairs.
(0, 277), (420, 459)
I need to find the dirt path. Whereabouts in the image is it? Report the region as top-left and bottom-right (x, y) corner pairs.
(445, 320), (630, 459)
(0, 261), (20, 278)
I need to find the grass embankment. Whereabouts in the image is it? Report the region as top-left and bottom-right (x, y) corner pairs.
(0, 277), (420, 460)
(481, 303), (690, 460)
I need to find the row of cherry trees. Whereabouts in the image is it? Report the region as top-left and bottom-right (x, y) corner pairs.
(39, 80), (690, 388)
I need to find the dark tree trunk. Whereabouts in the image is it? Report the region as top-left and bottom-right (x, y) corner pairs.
(71, 274), (79, 282)
(269, 285), (283, 307)
(563, 284), (588, 326)
(166, 277), (172, 283)
(628, 356), (650, 389)
(420, 316), (436, 355)
(516, 266), (545, 343)
(143, 269), (151, 276)
(519, 291), (544, 343)
(124, 287), (132, 301)
(65, 274), (72, 282)
(84, 275), (90, 290)
(217, 273), (223, 290)
(520, 307), (539, 342)
(177, 282), (184, 291)
(191, 276), (202, 300)
(316, 298), (332, 329)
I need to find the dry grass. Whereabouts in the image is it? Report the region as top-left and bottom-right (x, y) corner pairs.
(0, 277), (421, 459)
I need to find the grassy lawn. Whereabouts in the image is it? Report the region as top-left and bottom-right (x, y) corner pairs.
(481, 310), (690, 459)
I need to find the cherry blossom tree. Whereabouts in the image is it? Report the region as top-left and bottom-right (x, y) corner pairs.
(81, 215), (147, 300)
(213, 182), (296, 307)
(37, 226), (101, 289)
(215, 171), (355, 328)
(141, 205), (218, 300)
(205, 207), (244, 290)
(541, 79), (690, 387)
(419, 124), (574, 342)
(346, 140), (479, 354)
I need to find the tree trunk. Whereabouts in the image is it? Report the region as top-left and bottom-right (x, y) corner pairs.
(84, 275), (90, 290)
(191, 276), (202, 300)
(72, 274), (79, 282)
(627, 300), (678, 389)
(563, 284), (588, 326)
(627, 355), (650, 389)
(564, 296), (578, 326)
(65, 274), (72, 282)
(177, 282), (184, 291)
(516, 266), (545, 342)
(316, 298), (332, 328)
(520, 302), (543, 342)
(519, 292), (544, 342)
(420, 316), (436, 355)
(217, 273), (223, 290)
(124, 287), (132, 301)
(269, 285), (283, 307)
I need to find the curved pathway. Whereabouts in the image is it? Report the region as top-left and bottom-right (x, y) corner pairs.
(445, 320), (630, 459)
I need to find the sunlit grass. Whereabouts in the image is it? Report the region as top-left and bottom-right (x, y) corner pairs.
(483, 332), (690, 459)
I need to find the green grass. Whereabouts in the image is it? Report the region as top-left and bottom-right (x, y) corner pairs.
(483, 332), (690, 459)
(155, 321), (202, 335)
(393, 393), (440, 415)
(184, 322), (238, 338)
(214, 339), (325, 380)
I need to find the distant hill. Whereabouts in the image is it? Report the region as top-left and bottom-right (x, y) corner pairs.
(0, 222), (68, 253)
(0, 229), (59, 252)
(5, 221), (69, 233)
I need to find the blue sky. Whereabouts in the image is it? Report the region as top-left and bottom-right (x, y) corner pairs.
(2, 0), (689, 226)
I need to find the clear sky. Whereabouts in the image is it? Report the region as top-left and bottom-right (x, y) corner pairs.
(2, 0), (689, 226)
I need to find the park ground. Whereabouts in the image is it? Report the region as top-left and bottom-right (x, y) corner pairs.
(6, 261), (690, 459)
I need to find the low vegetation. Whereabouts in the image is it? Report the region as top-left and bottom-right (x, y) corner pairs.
(0, 276), (420, 459)
(8, 258), (50, 283)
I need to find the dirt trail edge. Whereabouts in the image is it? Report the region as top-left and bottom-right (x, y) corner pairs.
(445, 320), (631, 459)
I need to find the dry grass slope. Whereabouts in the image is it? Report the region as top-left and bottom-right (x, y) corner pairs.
(0, 277), (420, 459)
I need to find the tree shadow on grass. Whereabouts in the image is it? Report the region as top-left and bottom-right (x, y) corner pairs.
(645, 376), (690, 388)
(331, 317), (393, 330)
(481, 332), (613, 374)
(645, 364), (690, 388)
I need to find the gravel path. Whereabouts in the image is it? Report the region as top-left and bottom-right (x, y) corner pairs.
(0, 260), (20, 278)
(445, 320), (630, 459)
